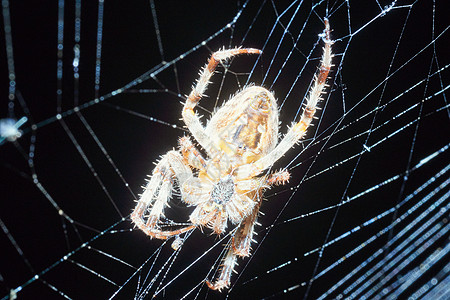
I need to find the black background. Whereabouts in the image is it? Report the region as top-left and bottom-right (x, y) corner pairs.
(1, 1), (449, 299)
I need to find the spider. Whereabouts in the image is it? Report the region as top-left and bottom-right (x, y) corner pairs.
(132, 19), (333, 291)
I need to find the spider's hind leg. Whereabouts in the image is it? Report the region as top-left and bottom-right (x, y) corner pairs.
(206, 244), (239, 291)
(206, 193), (263, 291)
(131, 151), (195, 239)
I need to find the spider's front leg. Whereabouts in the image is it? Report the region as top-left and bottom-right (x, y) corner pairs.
(182, 48), (261, 154)
(132, 151), (196, 239)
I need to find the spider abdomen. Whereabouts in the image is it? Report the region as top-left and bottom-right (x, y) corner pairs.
(206, 86), (279, 160)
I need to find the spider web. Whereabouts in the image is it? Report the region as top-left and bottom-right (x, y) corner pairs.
(1, 0), (449, 299)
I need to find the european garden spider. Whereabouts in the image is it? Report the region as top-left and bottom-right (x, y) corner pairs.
(132, 19), (333, 291)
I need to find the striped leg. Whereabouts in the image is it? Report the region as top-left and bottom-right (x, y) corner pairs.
(182, 48), (262, 155)
(131, 151), (195, 239)
(236, 19), (333, 180)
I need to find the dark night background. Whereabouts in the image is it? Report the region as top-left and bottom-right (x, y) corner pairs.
(1, 1), (449, 299)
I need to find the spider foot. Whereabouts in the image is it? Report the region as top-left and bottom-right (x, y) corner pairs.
(205, 279), (230, 292)
(267, 169), (290, 185)
(213, 48), (262, 62)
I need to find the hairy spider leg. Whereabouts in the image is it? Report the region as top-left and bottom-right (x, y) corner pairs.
(179, 136), (207, 170)
(182, 48), (262, 156)
(267, 169), (291, 185)
(206, 247), (238, 291)
(206, 190), (263, 291)
(236, 19), (333, 180)
(206, 168), (290, 290)
(131, 151), (196, 239)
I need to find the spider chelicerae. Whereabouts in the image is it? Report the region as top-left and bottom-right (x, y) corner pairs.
(132, 18), (333, 291)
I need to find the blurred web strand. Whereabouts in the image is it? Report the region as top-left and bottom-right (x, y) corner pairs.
(271, 177), (449, 299)
(246, 144), (449, 296)
(73, 0), (81, 107)
(304, 162), (450, 257)
(317, 170), (449, 298)
(413, 262), (450, 299)
(56, 0), (64, 114)
(94, 0), (104, 99)
(149, 0), (164, 62)
(430, 0), (450, 118)
(1, 0), (29, 147)
(360, 218), (449, 299)
(54, 0), (124, 218)
(1, 0), (16, 114)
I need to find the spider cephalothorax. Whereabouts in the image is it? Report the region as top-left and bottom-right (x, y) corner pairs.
(132, 19), (333, 291)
